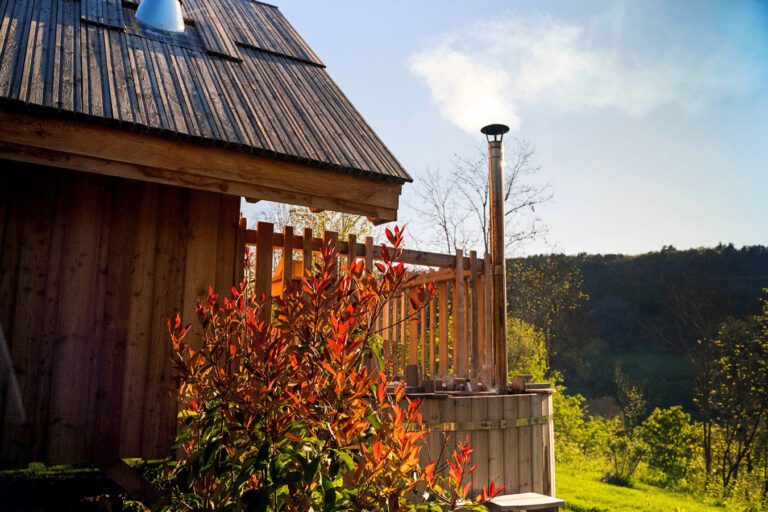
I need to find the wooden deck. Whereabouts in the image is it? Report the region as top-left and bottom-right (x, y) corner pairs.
(247, 220), (558, 497)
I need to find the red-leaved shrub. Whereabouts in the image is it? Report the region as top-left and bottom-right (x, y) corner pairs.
(165, 226), (501, 511)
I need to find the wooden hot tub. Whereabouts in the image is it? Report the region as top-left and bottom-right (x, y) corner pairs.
(417, 390), (555, 498)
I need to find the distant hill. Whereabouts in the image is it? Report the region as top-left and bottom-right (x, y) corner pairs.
(511, 244), (768, 413)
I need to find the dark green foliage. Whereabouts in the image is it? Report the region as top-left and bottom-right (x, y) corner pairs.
(509, 245), (768, 412)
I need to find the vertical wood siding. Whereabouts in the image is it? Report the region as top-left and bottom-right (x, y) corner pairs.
(0, 162), (242, 465)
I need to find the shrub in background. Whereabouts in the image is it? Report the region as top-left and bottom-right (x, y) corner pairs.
(599, 417), (646, 487)
(640, 406), (697, 485)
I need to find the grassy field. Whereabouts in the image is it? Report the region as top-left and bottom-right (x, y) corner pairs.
(556, 459), (725, 512)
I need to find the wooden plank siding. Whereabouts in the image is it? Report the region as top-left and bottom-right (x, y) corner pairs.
(0, 162), (242, 466)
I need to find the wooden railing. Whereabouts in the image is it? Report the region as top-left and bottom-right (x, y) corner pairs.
(243, 221), (497, 388)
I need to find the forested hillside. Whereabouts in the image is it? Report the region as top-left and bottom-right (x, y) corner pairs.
(508, 244), (768, 413)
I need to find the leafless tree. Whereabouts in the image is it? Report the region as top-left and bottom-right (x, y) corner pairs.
(410, 139), (551, 255)
(409, 167), (476, 254)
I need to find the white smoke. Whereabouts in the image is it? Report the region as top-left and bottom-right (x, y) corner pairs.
(410, 6), (766, 133)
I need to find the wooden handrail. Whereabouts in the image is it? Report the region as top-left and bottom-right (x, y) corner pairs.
(244, 228), (484, 271)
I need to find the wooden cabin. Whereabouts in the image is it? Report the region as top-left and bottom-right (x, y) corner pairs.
(0, 0), (411, 468)
(0, 0), (558, 500)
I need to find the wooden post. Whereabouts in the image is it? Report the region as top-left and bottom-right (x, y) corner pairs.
(408, 288), (418, 365)
(383, 295), (392, 377)
(420, 304), (427, 370)
(454, 249), (466, 377)
(400, 292), (407, 372)
(303, 227), (313, 275)
(429, 296), (436, 377)
(483, 125), (510, 392)
(347, 233), (357, 268)
(469, 250), (479, 379)
(234, 215), (247, 285)
(438, 281), (449, 377)
(282, 226), (294, 293)
(364, 236), (374, 272)
(255, 221), (274, 323)
(483, 252), (494, 386)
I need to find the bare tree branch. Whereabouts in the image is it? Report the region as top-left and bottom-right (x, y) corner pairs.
(412, 139), (551, 255)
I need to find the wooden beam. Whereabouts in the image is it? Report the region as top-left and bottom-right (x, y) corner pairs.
(248, 229), (485, 271)
(0, 110), (403, 221)
(94, 459), (162, 507)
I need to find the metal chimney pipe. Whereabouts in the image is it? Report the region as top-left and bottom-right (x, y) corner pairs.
(481, 123), (510, 393)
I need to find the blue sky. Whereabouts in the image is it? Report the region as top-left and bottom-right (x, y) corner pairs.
(272, 0), (768, 255)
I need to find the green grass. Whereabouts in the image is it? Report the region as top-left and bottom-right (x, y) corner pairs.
(556, 459), (725, 512)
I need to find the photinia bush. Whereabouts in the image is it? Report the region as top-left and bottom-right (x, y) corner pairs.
(165, 226), (501, 511)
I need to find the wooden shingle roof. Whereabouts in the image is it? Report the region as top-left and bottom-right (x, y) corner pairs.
(0, 0), (411, 183)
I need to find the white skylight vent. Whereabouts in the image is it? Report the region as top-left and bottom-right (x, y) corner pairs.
(136, 0), (185, 33)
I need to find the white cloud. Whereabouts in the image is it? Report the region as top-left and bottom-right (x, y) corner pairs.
(410, 7), (765, 133)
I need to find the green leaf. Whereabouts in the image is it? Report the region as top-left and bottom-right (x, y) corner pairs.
(334, 450), (355, 472)
(303, 455), (321, 484)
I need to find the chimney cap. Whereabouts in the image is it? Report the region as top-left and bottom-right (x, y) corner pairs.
(481, 124), (510, 142)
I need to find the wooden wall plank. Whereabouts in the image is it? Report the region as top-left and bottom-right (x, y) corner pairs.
(503, 395), (519, 494)
(29, 172), (70, 463)
(120, 184), (160, 456)
(438, 397), (456, 472)
(486, 396), (505, 493)
(92, 181), (140, 463)
(546, 394), (556, 496)
(517, 395), (533, 492)
(142, 186), (187, 459)
(532, 394), (545, 494)
(470, 394), (488, 497)
(418, 398), (437, 468)
(84, 174), (115, 460)
(47, 175), (107, 463)
(454, 397), (473, 491)
(214, 195), (240, 295)
(1, 170), (56, 463)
